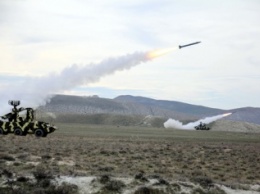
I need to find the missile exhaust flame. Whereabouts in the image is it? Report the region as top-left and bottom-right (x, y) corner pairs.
(146, 47), (178, 59)
(146, 41), (201, 59)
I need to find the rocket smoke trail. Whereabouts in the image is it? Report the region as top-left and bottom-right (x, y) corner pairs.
(164, 113), (232, 130)
(0, 50), (167, 114)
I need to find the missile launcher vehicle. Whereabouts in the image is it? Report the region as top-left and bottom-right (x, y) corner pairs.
(0, 100), (57, 137)
(194, 122), (210, 130)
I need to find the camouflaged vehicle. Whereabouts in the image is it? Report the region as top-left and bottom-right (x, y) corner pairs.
(0, 101), (57, 137)
(194, 122), (210, 130)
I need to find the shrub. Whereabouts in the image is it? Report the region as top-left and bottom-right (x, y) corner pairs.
(153, 178), (169, 186)
(32, 166), (53, 181)
(134, 186), (166, 194)
(191, 170), (204, 177)
(171, 183), (181, 191)
(208, 187), (227, 194)
(104, 180), (125, 192)
(54, 182), (78, 194)
(135, 173), (148, 182)
(192, 176), (213, 188)
(99, 174), (110, 184)
(192, 187), (206, 194)
(98, 166), (114, 172)
(2, 169), (13, 178)
(31, 183), (78, 194)
(41, 155), (52, 160)
(17, 176), (29, 182)
(39, 179), (51, 188)
(0, 187), (29, 194)
(0, 154), (15, 161)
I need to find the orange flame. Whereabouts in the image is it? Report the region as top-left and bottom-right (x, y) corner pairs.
(146, 47), (178, 59)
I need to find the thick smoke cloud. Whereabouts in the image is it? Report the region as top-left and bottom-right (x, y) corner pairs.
(0, 51), (150, 114)
(164, 113), (232, 130)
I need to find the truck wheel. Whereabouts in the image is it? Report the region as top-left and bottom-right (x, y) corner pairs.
(14, 128), (24, 136)
(0, 128), (7, 135)
(35, 128), (45, 137)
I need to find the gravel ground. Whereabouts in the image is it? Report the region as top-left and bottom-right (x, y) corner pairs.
(0, 124), (260, 193)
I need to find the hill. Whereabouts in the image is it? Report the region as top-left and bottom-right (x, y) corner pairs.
(226, 107), (260, 124)
(210, 119), (260, 133)
(114, 95), (225, 116)
(40, 94), (225, 120)
(39, 94), (260, 125)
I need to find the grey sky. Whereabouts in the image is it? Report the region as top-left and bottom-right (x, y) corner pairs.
(0, 0), (260, 109)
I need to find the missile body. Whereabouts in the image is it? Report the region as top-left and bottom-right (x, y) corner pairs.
(179, 41), (201, 49)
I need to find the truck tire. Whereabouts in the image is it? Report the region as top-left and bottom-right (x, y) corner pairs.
(35, 128), (45, 137)
(14, 128), (24, 136)
(0, 127), (7, 135)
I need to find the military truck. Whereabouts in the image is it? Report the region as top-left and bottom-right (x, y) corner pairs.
(194, 122), (210, 130)
(0, 100), (57, 137)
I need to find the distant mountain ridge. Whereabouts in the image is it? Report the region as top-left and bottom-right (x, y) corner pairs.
(114, 95), (225, 116)
(39, 94), (260, 125)
(228, 107), (260, 124)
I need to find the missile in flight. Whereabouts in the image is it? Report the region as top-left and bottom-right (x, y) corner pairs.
(179, 41), (201, 49)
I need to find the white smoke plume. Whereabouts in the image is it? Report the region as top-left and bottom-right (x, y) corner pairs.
(0, 51), (151, 115)
(164, 113), (232, 130)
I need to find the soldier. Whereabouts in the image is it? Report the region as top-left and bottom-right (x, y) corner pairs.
(202, 123), (206, 129)
(199, 122), (203, 129)
(24, 108), (35, 122)
(2, 107), (24, 121)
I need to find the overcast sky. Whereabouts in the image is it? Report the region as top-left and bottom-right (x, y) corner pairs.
(0, 0), (260, 109)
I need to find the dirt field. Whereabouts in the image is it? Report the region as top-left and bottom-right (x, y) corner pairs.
(1, 123), (260, 193)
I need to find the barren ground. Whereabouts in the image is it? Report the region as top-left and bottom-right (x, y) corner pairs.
(1, 123), (260, 193)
